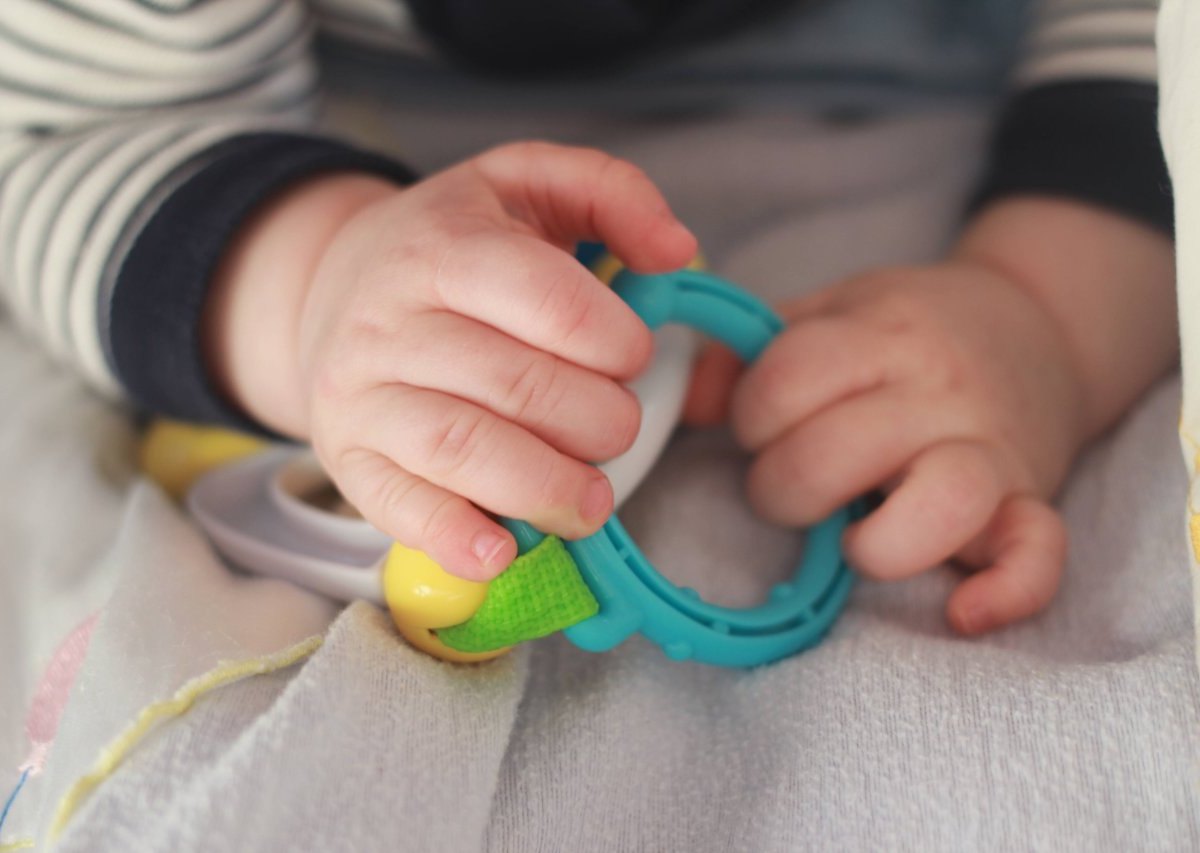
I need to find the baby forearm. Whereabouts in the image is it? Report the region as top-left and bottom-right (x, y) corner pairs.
(955, 197), (1177, 441)
(202, 173), (397, 437)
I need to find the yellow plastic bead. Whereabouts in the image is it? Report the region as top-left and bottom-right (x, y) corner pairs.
(139, 419), (267, 500)
(382, 542), (510, 663)
(590, 252), (626, 285)
(590, 252), (707, 286)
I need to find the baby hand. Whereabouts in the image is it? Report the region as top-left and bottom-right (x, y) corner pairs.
(687, 260), (1088, 634)
(208, 142), (696, 580)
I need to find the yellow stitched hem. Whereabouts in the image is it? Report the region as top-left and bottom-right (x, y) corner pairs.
(1180, 422), (1200, 561)
(0, 838), (34, 851)
(50, 635), (324, 840)
(1190, 512), (1200, 564)
(1182, 423), (1199, 460)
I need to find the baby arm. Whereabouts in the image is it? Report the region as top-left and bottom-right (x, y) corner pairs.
(203, 142), (697, 581)
(688, 197), (1176, 634)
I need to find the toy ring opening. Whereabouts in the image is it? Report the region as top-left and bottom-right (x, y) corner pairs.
(490, 268), (857, 668)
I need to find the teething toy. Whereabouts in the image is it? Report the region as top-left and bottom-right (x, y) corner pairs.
(383, 267), (855, 667)
(382, 544), (509, 663)
(169, 253), (857, 668)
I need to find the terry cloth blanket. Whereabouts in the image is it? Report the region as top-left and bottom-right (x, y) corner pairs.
(3, 103), (1200, 849)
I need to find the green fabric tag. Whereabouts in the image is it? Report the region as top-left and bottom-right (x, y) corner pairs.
(437, 535), (598, 653)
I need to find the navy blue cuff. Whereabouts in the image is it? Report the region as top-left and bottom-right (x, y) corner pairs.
(971, 81), (1173, 236)
(107, 133), (416, 433)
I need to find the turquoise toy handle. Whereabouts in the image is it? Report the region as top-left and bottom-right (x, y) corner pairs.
(507, 268), (856, 668)
(610, 268), (785, 361)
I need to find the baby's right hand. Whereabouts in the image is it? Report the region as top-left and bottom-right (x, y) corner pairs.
(211, 142), (696, 580)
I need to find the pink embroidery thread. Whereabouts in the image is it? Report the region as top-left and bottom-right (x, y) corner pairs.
(0, 614), (96, 839)
(22, 613), (98, 775)
(0, 613), (98, 838)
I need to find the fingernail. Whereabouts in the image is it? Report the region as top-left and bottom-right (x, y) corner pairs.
(581, 477), (611, 524)
(653, 207), (690, 236)
(471, 530), (507, 571)
(955, 603), (988, 635)
(673, 219), (696, 239)
(672, 221), (698, 250)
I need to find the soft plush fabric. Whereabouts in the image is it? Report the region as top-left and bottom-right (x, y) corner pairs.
(2, 104), (1198, 851)
(1162, 0), (1200, 674)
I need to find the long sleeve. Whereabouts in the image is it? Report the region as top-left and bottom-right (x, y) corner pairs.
(0, 0), (412, 427)
(973, 0), (1170, 234)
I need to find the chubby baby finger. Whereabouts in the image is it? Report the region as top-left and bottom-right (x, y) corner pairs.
(379, 312), (641, 463)
(349, 384), (615, 541)
(843, 439), (1007, 581)
(332, 448), (517, 581)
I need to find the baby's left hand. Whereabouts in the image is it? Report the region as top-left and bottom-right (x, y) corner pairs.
(687, 259), (1089, 634)
(687, 194), (1180, 634)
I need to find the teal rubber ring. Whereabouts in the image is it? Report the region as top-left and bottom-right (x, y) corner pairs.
(504, 268), (855, 668)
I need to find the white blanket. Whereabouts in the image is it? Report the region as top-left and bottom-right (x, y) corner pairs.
(2, 104), (1198, 851)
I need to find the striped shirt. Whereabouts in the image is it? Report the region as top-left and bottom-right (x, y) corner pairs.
(0, 0), (1167, 428)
